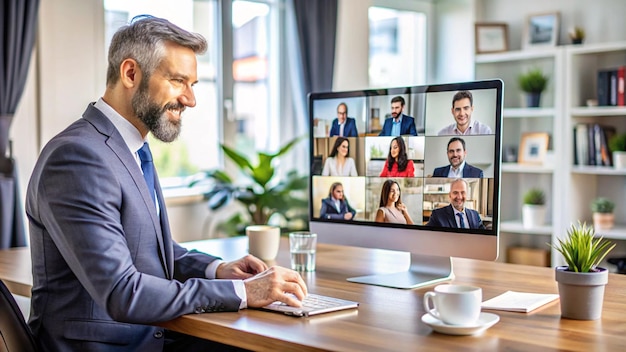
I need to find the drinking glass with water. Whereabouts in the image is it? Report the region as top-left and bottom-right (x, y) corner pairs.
(289, 232), (317, 272)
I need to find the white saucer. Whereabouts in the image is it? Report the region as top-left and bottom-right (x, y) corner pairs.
(421, 312), (500, 336)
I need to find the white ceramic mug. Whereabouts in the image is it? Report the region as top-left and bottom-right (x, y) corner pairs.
(423, 284), (482, 326)
(246, 225), (281, 261)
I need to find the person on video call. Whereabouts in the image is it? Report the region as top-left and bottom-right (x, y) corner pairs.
(427, 178), (485, 229)
(322, 137), (358, 176)
(432, 137), (484, 178)
(319, 182), (357, 221)
(438, 90), (493, 135)
(379, 96), (418, 136)
(25, 16), (307, 351)
(329, 102), (358, 137)
(375, 179), (414, 224)
(380, 136), (415, 177)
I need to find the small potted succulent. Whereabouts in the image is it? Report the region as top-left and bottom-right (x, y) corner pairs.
(591, 197), (615, 230)
(608, 132), (626, 169)
(549, 222), (615, 320)
(569, 26), (585, 45)
(518, 68), (549, 108)
(522, 188), (546, 228)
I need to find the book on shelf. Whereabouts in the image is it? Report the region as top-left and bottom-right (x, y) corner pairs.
(597, 66), (626, 106)
(481, 290), (559, 313)
(573, 123), (615, 166)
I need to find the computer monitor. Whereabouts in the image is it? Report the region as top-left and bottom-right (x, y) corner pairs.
(308, 79), (502, 289)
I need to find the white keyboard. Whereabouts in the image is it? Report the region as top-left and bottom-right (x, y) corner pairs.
(262, 293), (359, 317)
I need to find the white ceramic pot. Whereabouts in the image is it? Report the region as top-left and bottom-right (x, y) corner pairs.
(522, 204), (546, 228)
(613, 151), (626, 169)
(593, 212), (614, 231)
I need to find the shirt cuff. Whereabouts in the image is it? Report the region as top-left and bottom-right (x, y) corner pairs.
(204, 259), (223, 279)
(233, 280), (248, 309)
(205, 260), (247, 309)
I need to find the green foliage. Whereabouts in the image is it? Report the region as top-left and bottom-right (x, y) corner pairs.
(191, 136), (308, 236)
(517, 68), (549, 93)
(149, 137), (200, 177)
(523, 188), (545, 205)
(569, 26), (585, 40)
(591, 197), (615, 214)
(608, 133), (626, 152)
(548, 222), (615, 272)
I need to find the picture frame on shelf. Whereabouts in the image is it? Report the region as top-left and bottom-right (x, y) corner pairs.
(474, 23), (509, 54)
(519, 132), (550, 164)
(523, 12), (560, 49)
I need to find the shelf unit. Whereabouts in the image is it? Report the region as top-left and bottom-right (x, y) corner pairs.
(563, 42), (626, 259)
(475, 42), (626, 267)
(475, 48), (565, 265)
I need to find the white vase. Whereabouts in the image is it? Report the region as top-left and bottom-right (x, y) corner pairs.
(522, 204), (546, 228)
(613, 151), (626, 169)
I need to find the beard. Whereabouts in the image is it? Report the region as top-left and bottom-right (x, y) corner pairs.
(132, 81), (184, 143)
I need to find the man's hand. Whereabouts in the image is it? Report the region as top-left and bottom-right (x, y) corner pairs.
(244, 266), (308, 308)
(215, 255), (268, 280)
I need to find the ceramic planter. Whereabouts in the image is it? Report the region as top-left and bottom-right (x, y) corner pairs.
(522, 204), (546, 228)
(613, 151), (626, 169)
(593, 212), (614, 230)
(555, 266), (608, 320)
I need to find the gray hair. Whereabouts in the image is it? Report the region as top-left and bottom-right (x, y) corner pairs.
(106, 15), (208, 86)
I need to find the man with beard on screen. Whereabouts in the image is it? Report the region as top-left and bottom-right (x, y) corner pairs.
(26, 16), (306, 351)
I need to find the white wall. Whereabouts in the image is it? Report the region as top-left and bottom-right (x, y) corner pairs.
(11, 0), (626, 242)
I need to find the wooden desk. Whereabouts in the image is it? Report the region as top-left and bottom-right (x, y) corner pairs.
(0, 246), (32, 297)
(2, 238), (626, 351)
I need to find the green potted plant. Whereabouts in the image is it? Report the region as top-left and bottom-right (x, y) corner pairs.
(608, 132), (626, 168)
(517, 68), (549, 108)
(190, 136), (308, 236)
(569, 26), (585, 45)
(548, 222), (615, 320)
(522, 188), (546, 228)
(591, 197), (615, 230)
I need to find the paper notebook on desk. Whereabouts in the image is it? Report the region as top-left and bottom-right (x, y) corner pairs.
(481, 291), (559, 313)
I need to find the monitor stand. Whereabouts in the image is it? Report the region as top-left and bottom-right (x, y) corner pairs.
(347, 253), (453, 289)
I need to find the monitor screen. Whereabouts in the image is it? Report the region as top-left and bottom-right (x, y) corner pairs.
(308, 80), (502, 289)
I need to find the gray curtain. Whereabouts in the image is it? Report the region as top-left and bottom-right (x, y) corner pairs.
(292, 0), (338, 97)
(0, 0), (40, 248)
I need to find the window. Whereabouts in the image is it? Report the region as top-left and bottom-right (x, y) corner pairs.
(368, 6), (427, 87)
(103, 0), (283, 187)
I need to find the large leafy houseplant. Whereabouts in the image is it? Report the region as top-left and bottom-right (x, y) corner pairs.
(192, 136), (308, 236)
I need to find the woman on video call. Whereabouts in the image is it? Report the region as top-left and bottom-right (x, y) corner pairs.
(322, 137), (358, 176)
(375, 179), (414, 224)
(379, 137), (414, 177)
(320, 182), (356, 220)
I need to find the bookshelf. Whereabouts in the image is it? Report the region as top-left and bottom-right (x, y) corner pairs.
(475, 48), (565, 265)
(563, 42), (626, 249)
(475, 41), (626, 266)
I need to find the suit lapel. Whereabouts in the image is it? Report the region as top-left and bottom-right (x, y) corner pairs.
(445, 205), (457, 228)
(82, 105), (171, 278)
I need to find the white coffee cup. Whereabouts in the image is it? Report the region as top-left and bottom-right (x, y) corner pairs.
(246, 225), (281, 261)
(423, 284), (482, 326)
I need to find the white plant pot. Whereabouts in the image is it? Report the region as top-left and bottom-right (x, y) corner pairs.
(522, 204), (546, 228)
(593, 212), (614, 230)
(613, 151), (626, 169)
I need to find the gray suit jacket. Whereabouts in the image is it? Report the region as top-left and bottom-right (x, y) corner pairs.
(26, 103), (241, 351)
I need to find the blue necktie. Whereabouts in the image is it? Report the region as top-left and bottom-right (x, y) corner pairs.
(457, 213), (466, 229)
(137, 142), (156, 205)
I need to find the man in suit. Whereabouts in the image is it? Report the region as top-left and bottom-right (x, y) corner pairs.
(379, 96), (418, 136)
(329, 102), (358, 137)
(25, 16), (306, 351)
(437, 90), (493, 135)
(432, 137), (484, 178)
(426, 179), (485, 229)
